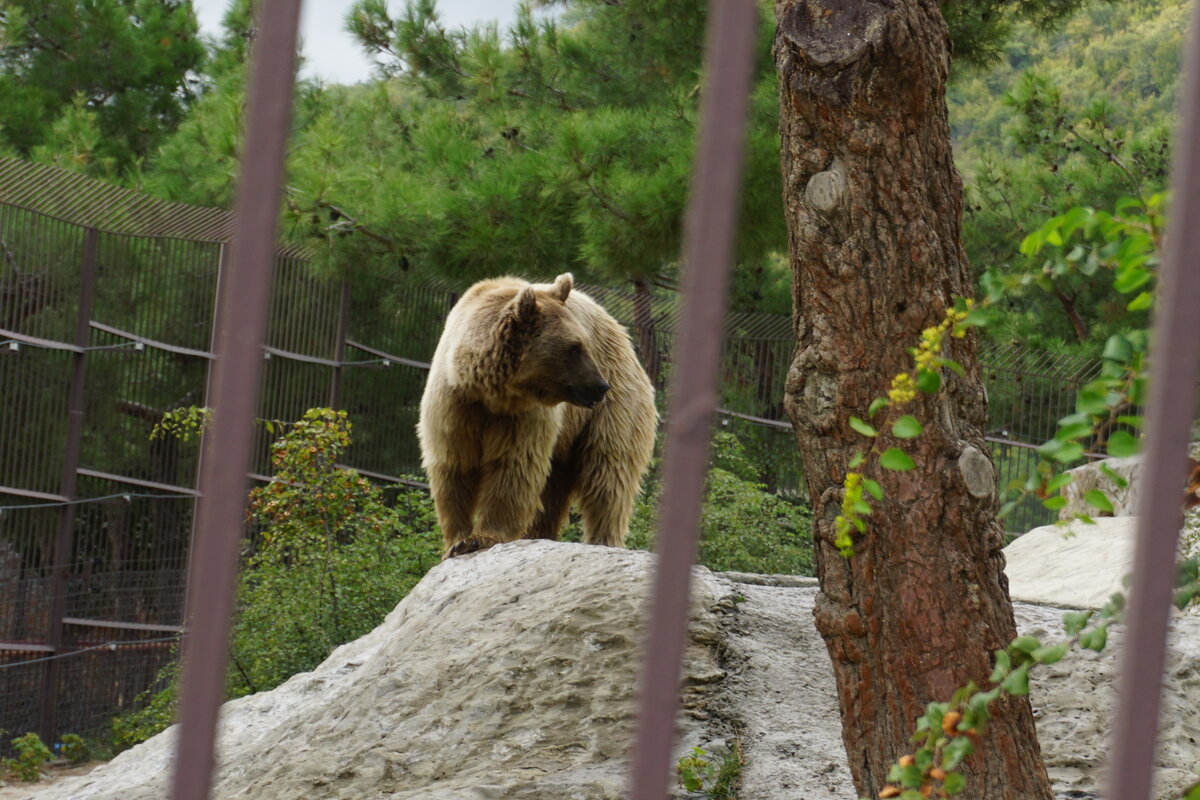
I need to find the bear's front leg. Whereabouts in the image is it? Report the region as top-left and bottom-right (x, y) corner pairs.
(470, 411), (558, 550)
(427, 463), (482, 558)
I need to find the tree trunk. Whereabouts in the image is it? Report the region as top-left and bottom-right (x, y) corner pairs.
(631, 278), (661, 386)
(773, 2), (1054, 798)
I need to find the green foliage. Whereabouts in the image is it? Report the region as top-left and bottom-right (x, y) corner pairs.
(951, 0), (1185, 350)
(115, 408), (440, 744)
(2, 732), (52, 782)
(0, 0), (205, 175)
(676, 743), (741, 799)
(57, 733), (91, 764)
(110, 655), (179, 750)
(940, 0), (1118, 72)
(149, 405), (213, 442)
(622, 431), (813, 576)
(232, 408), (440, 694)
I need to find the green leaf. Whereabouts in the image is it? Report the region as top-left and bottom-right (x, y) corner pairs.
(868, 397), (889, 418)
(1010, 636), (1041, 655)
(1062, 610), (1093, 635)
(849, 416), (878, 437)
(941, 735), (973, 770)
(898, 764), (923, 788)
(863, 479), (884, 501)
(1080, 625), (1108, 652)
(1045, 473), (1074, 493)
(848, 451), (865, 469)
(1107, 430), (1139, 458)
(989, 649), (1011, 683)
(1126, 291), (1153, 311)
(1113, 264), (1152, 294)
(1000, 663), (1031, 695)
(1031, 643), (1068, 664)
(940, 358), (965, 377)
(1041, 495), (1067, 511)
(1083, 490), (1114, 513)
(916, 369), (941, 394)
(880, 448), (916, 471)
(942, 771), (967, 795)
(1097, 463), (1129, 488)
(892, 415), (924, 439)
(1102, 334), (1133, 364)
(1054, 420), (1092, 441)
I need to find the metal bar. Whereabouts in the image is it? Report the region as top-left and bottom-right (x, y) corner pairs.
(715, 407), (793, 429)
(169, 2), (302, 799)
(261, 344), (341, 367)
(89, 320), (215, 359)
(75, 468), (201, 497)
(344, 338), (432, 369)
(627, 2), (757, 798)
(39, 226), (99, 745)
(0, 327), (84, 353)
(328, 279), (351, 408)
(0, 485), (70, 503)
(62, 617), (186, 634)
(0, 643), (55, 653)
(1104, 2), (1200, 798)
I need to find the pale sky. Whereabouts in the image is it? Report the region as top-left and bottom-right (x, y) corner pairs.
(191, 0), (526, 85)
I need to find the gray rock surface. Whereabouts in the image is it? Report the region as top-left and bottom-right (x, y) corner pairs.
(8, 540), (1199, 800)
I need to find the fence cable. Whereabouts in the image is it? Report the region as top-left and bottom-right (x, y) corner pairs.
(0, 491), (195, 512)
(0, 635), (181, 668)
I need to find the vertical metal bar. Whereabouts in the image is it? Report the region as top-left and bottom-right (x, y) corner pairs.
(1105, 1), (1200, 797)
(39, 226), (99, 744)
(627, 1), (757, 798)
(329, 278), (351, 409)
(170, 2), (302, 799)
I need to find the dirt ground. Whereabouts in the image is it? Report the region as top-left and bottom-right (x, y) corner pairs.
(0, 762), (102, 799)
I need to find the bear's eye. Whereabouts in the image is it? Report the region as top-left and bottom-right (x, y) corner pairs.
(567, 342), (584, 357)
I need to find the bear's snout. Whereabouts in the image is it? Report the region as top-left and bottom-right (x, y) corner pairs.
(572, 380), (610, 409)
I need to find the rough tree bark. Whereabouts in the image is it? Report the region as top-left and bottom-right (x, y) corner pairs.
(773, 2), (1054, 798)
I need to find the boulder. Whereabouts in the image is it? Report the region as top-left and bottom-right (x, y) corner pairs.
(10, 540), (1199, 800)
(1004, 517), (1135, 609)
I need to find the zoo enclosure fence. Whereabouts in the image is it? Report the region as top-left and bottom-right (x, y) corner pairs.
(0, 153), (1102, 752)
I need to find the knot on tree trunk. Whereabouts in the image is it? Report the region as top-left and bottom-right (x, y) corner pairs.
(776, 0), (893, 69)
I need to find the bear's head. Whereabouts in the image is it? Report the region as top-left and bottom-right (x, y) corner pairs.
(500, 273), (610, 410)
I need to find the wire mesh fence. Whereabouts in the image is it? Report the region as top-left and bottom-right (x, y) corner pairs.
(1, 154), (1097, 754)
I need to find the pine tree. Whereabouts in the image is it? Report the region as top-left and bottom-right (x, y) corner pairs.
(0, 0), (205, 174)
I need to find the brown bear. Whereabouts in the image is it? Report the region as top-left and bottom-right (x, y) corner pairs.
(418, 273), (657, 558)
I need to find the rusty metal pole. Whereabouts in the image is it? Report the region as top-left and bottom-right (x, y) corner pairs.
(1104, 2), (1200, 798)
(169, 3), (302, 799)
(627, 1), (758, 798)
(38, 226), (99, 745)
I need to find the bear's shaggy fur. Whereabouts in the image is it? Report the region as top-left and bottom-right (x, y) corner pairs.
(418, 273), (657, 557)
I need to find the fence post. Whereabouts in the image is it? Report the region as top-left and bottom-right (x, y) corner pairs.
(328, 278), (351, 409)
(39, 226), (100, 745)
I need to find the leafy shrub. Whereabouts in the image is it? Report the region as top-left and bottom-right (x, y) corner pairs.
(232, 409), (441, 695)
(618, 431), (814, 576)
(2, 732), (51, 782)
(113, 408), (440, 746)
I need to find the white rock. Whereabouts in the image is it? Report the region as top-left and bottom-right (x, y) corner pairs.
(9, 540), (1198, 800)
(1004, 517), (1136, 609)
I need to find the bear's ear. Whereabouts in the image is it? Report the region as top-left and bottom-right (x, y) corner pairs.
(551, 273), (573, 302)
(508, 285), (538, 326)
